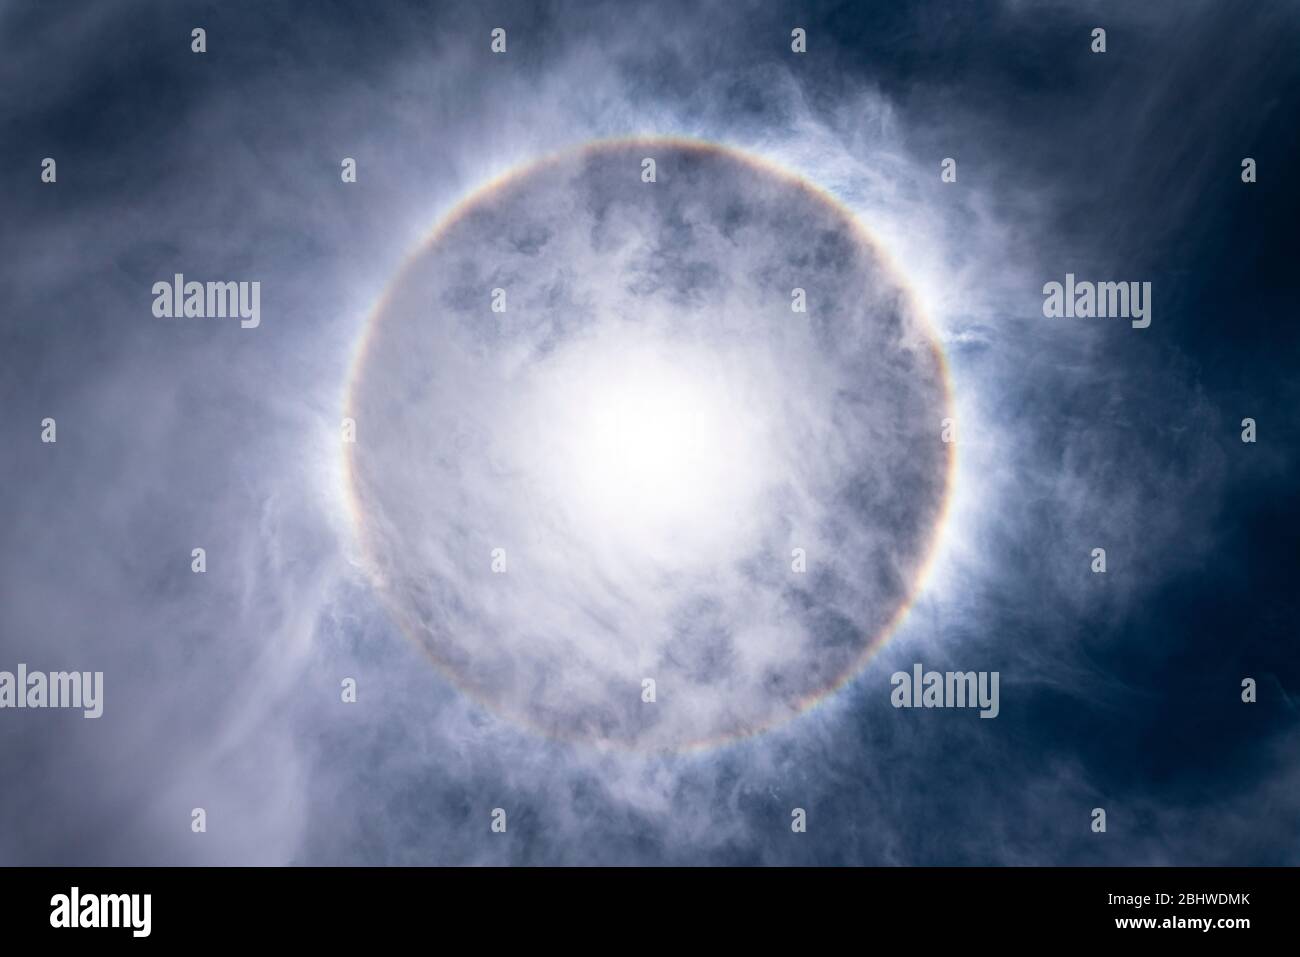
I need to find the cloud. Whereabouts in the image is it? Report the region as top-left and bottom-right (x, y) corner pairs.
(0, 0), (1295, 866)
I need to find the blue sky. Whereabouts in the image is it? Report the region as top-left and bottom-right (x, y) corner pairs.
(0, 0), (1296, 865)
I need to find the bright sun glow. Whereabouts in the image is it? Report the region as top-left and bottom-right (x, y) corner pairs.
(520, 331), (775, 564)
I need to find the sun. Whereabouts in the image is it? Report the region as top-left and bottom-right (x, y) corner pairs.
(519, 327), (775, 565)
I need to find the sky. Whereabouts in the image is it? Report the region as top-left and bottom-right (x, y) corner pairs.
(0, 0), (1297, 865)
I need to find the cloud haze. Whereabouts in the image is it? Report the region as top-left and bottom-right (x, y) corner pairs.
(0, 0), (1296, 865)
